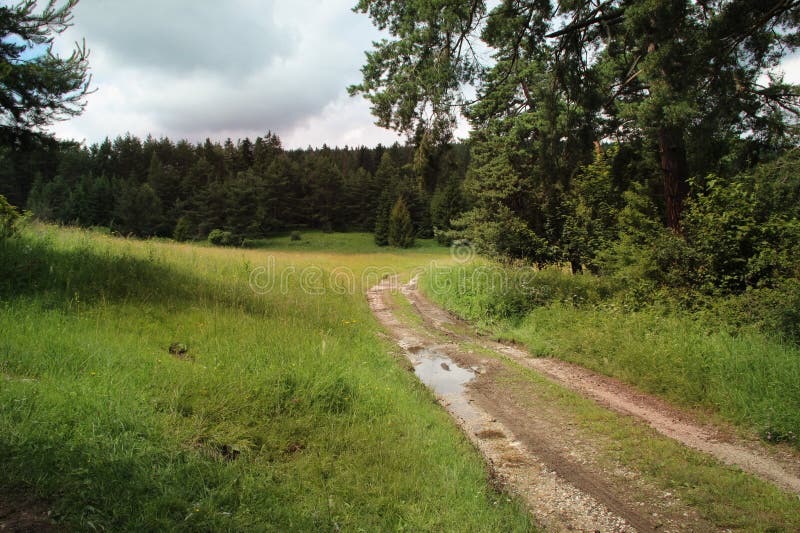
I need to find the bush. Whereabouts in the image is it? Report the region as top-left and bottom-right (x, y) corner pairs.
(710, 279), (800, 342)
(678, 154), (800, 293)
(290, 231), (302, 241)
(0, 194), (23, 240)
(208, 228), (236, 247)
(424, 263), (616, 324)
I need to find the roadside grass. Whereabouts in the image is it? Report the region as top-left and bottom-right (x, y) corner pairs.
(386, 270), (800, 531)
(0, 225), (534, 531)
(465, 341), (800, 530)
(419, 263), (800, 448)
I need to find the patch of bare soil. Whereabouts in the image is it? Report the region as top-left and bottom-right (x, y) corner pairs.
(401, 277), (800, 496)
(0, 492), (56, 532)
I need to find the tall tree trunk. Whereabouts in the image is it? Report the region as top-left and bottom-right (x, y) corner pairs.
(658, 126), (689, 232)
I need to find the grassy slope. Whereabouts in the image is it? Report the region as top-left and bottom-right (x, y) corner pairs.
(419, 264), (800, 445)
(0, 226), (533, 531)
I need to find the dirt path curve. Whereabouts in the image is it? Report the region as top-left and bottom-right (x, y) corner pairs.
(401, 276), (800, 496)
(368, 276), (800, 532)
(369, 278), (667, 532)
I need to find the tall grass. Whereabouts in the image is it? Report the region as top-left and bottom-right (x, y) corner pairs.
(0, 225), (534, 531)
(420, 263), (800, 446)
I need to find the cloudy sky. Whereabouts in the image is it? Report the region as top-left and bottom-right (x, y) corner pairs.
(49, 0), (408, 149)
(45, 1), (800, 149)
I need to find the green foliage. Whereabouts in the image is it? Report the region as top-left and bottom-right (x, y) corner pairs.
(452, 205), (553, 265)
(0, 194), (23, 240)
(424, 263), (615, 324)
(0, 0), (92, 130)
(112, 181), (163, 237)
(710, 279), (800, 345)
(373, 190), (392, 246)
(595, 182), (664, 287)
(562, 145), (623, 272)
(430, 174), (466, 245)
(388, 196), (414, 248)
(17, 133), (464, 244)
(289, 230), (302, 241)
(207, 228), (236, 247)
(354, 0), (800, 238)
(449, 91), (592, 264)
(680, 153), (800, 292)
(598, 151), (800, 298)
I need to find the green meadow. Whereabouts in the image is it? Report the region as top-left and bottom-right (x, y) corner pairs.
(0, 225), (533, 531)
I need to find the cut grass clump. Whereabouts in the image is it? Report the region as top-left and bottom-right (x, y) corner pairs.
(0, 225), (534, 531)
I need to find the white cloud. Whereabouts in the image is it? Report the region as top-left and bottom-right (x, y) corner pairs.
(780, 52), (800, 83)
(283, 96), (403, 148)
(46, 2), (800, 148)
(49, 0), (401, 148)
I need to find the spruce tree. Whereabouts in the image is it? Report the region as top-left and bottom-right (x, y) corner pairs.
(373, 190), (392, 246)
(388, 196), (414, 248)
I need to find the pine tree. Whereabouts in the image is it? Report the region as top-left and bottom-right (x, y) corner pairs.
(0, 0), (91, 131)
(352, 0), (800, 234)
(388, 196), (414, 248)
(430, 174), (465, 244)
(373, 190), (392, 246)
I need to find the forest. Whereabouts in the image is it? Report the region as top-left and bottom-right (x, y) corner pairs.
(0, 130), (469, 246)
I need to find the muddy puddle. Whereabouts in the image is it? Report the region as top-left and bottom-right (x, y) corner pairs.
(408, 346), (475, 396)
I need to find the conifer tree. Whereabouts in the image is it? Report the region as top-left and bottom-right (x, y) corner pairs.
(374, 190), (392, 246)
(352, 0), (800, 235)
(388, 196), (414, 248)
(0, 0), (92, 131)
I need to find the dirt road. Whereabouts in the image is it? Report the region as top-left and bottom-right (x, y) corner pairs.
(367, 276), (800, 532)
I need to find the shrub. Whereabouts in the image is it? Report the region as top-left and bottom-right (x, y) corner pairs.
(680, 160), (800, 293)
(0, 195), (23, 240)
(710, 279), (800, 342)
(208, 228), (236, 247)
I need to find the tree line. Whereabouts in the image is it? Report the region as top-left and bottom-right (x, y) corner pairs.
(1, 131), (469, 246)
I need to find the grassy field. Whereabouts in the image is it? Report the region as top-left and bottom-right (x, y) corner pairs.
(420, 263), (800, 447)
(0, 225), (534, 531)
(244, 231), (446, 253)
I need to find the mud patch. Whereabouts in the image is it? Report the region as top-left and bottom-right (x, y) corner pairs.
(476, 429), (506, 440)
(0, 492), (56, 532)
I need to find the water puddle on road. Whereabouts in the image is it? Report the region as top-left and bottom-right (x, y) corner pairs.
(410, 347), (475, 396)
